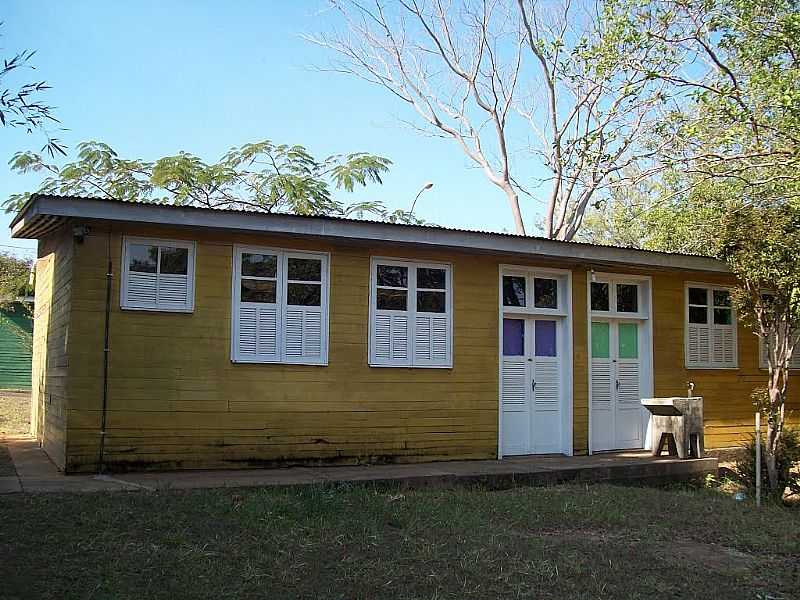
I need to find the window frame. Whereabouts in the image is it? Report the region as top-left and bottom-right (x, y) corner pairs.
(231, 245), (330, 366)
(120, 236), (196, 313)
(588, 273), (649, 320)
(368, 256), (453, 368)
(684, 282), (738, 369)
(500, 266), (568, 316)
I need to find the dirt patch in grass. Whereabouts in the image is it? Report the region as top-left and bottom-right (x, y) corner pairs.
(0, 391), (30, 437)
(1, 482), (798, 599)
(536, 526), (755, 573)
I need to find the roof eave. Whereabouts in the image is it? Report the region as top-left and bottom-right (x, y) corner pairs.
(10, 194), (729, 274)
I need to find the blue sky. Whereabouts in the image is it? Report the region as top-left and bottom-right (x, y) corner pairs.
(0, 1), (539, 260)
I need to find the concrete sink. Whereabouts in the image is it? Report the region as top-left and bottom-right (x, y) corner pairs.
(641, 397), (704, 458)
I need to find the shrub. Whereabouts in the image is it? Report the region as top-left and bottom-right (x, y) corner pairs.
(735, 427), (800, 502)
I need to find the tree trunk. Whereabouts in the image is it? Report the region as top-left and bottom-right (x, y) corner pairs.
(764, 330), (789, 492)
(501, 184), (526, 236)
(765, 420), (780, 491)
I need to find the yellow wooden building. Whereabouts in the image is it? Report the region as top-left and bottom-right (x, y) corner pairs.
(10, 194), (799, 473)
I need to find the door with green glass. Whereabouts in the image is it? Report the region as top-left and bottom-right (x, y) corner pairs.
(590, 320), (643, 451)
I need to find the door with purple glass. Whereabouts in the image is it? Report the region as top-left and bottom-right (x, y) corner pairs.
(501, 317), (562, 455)
(501, 318), (530, 455)
(532, 320), (561, 453)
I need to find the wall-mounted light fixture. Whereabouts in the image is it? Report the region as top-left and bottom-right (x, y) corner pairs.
(73, 225), (90, 243)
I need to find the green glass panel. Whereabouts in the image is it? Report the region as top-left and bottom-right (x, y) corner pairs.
(591, 322), (610, 358)
(618, 322), (639, 359)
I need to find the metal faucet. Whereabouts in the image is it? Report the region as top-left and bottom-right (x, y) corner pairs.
(687, 381), (695, 398)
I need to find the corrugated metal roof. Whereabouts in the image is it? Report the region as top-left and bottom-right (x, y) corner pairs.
(10, 192), (716, 261)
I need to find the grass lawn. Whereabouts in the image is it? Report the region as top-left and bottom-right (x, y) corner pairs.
(1, 482), (798, 599)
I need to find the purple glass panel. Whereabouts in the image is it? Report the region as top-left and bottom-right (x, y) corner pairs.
(502, 318), (524, 356)
(534, 320), (557, 357)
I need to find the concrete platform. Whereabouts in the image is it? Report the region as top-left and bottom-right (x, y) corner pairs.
(0, 436), (718, 494)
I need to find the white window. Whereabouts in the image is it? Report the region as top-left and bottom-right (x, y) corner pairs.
(369, 258), (452, 368)
(685, 285), (737, 368)
(759, 338), (800, 370)
(589, 277), (647, 318)
(501, 269), (567, 315)
(231, 246), (329, 365)
(121, 237), (195, 312)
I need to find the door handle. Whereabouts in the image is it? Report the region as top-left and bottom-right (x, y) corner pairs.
(531, 379), (536, 392)
(615, 379), (620, 390)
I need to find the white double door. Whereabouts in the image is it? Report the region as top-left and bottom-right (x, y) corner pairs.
(501, 317), (562, 455)
(590, 319), (644, 451)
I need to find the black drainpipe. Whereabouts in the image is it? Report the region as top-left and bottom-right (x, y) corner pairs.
(97, 227), (113, 474)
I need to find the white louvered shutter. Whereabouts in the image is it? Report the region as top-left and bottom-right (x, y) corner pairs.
(501, 356), (529, 455)
(590, 358), (614, 452)
(413, 314), (450, 366)
(156, 274), (189, 310)
(373, 314), (409, 364)
(283, 307), (323, 363)
(760, 337), (800, 369)
(122, 240), (194, 311)
(591, 362), (613, 404)
(616, 362), (640, 404)
(711, 327), (735, 366)
(687, 324), (711, 366)
(237, 305), (279, 362)
(532, 357), (560, 453)
(125, 272), (158, 308)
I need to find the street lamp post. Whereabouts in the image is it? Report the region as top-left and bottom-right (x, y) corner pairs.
(409, 182), (433, 215)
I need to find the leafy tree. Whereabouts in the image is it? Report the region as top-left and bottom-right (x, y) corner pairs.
(0, 24), (65, 157)
(715, 201), (800, 495)
(312, 0), (674, 238)
(612, 0), (800, 198)
(0, 252), (31, 302)
(0, 252), (33, 353)
(578, 174), (725, 256)
(4, 140), (424, 224)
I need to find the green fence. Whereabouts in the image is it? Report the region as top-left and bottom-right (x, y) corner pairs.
(0, 303), (33, 390)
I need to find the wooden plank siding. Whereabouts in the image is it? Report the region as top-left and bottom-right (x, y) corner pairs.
(650, 271), (799, 448)
(31, 226), (73, 469)
(63, 223), (506, 472)
(31, 221), (799, 473)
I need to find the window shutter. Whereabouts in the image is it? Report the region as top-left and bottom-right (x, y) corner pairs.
(413, 314), (450, 365)
(156, 274), (189, 309)
(284, 307), (323, 362)
(236, 305), (279, 361)
(723, 328), (735, 364)
(761, 337), (800, 369)
(373, 314), (409, 363)
(122, 238), (195, 312)
(687, 324), (710, 366)
(711, 327), (734, 365)
(126, 272), (158, 308)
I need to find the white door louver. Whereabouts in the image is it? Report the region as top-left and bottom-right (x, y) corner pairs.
(501, 356), (529, 455)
